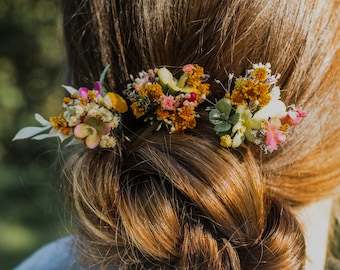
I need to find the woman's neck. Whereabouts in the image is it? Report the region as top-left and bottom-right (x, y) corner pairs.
(296, 198), (334, 270)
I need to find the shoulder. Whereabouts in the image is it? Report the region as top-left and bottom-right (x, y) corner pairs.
(14, 235), (86, 270)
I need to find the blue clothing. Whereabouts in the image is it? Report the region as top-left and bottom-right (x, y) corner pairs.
(14, 236), (94, 270)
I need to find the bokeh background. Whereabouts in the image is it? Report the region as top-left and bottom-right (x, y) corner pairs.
(0, 1), (67, 268)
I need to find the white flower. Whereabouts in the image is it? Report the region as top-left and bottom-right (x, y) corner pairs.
(252, 99), (287, 121)
(64, 106), (84, 127)
(99, 134), (117, 148)
(109, 115), (120, 129)
(102, 95), (113, 109)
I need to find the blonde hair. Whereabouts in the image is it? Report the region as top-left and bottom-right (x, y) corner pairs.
(62, 0), (340, 268)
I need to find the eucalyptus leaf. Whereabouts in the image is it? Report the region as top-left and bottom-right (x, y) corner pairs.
(216, 98), (232, 116)
(229, 113), (240, 125)
(214, 122), (231, 133)
(209, 109), (223, 125)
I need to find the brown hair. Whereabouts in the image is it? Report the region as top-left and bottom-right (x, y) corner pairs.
(62, 0), (340, 268)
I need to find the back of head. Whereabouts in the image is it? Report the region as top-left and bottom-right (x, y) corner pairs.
(61, 0), (340, 268)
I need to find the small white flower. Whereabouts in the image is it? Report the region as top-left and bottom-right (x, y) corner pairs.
(99, 134), (117, 148)
(102, 95), (113, 109)
(109, 115), (120, 129)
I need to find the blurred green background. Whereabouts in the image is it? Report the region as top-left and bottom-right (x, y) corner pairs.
(0, 0), (67, 269)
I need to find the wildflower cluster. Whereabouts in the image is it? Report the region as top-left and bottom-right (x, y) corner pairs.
(124, 64), (210, 133)
(13, 62), (306, 153)
(209, 63), (307, 153)
(13, 68), (128, 149)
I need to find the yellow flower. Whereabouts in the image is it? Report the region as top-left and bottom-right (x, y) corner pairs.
(50, 113), (70, 135)
(258, 94), (271, 107)
(186, 64), (205, 87)
(197, 83), (210, 95)
(63, 97), (71, 104)
(131, 102), (145, 119)
(172, 106), (196, 132)
(254, 83), (269, 95)
(230, 89), (247, 106)
(139, 83), (163, 101)
(106, 92), (128, 113)
(155, 108), (170, 120)
(87, 90), (97, 101)
(252, 67), (268, 82)
(234, 77), (248, 89)
(220, 135), (232, 148)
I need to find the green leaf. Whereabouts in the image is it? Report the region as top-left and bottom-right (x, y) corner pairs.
(100, 65), (111, 84)
(216, 98), (232, 116)
(214, 122), (231, 133)
(229, 113), (240, 125)
(209, 109), (223, 125)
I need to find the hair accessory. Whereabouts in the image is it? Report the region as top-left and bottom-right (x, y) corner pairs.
(13, 63), (306, 153)
(123, 64), (210, 133)
(209, 62), (307, 153)
(12, 66), (128, 149)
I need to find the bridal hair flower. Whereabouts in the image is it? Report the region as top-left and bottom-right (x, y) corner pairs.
(123, 64), (210, 133)
(208, 62), (307, 153)
(13, 66), (128, 149)
(13, 62), (306, 153)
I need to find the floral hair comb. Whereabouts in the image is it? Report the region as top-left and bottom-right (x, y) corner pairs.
(13, 63), (306, 153)
(209, 63), (307, 153)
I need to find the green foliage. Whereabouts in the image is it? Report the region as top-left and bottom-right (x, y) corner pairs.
(209, 98), (240, 136)
(0, 0), (67, 269)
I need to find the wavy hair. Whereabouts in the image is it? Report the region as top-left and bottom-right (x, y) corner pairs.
(61, 0), (340, 268)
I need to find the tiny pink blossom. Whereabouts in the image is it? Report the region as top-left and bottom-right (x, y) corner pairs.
(265, 119), (286, 151)
(160, 95), (176, 111)
(182, 64), (194, 74)
(280, 109), (307, 126)
(79, 81), (103, 99)
(79, 87), (90, 99)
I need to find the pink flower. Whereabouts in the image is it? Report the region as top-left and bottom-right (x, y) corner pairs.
(280, 109), (307, 126)
(265, 118), (286, 151)
(182, 64), (194, 74)
(79, 81), (103, 99)
(160, 95), (176, 110)
(74, 116), (110, 149)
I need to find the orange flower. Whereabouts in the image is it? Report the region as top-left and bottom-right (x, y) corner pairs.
(139, 83), (163, 101)
(252, 67), (268, 82)
(131, 102), (145, 118)
(230, 90), (247, 106)
(63, 97), (71, 104)
(258, 94), (271, 107)
(197, 83), (210, 95)
(172, 106), (196, 132)
(50, 113), (70, 135)
(155, 108), (170, 120)
(254, 83), (269, 95)
(186, 64), (205, 87)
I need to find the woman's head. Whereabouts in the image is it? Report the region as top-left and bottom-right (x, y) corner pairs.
(61, 0), (340, 268)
